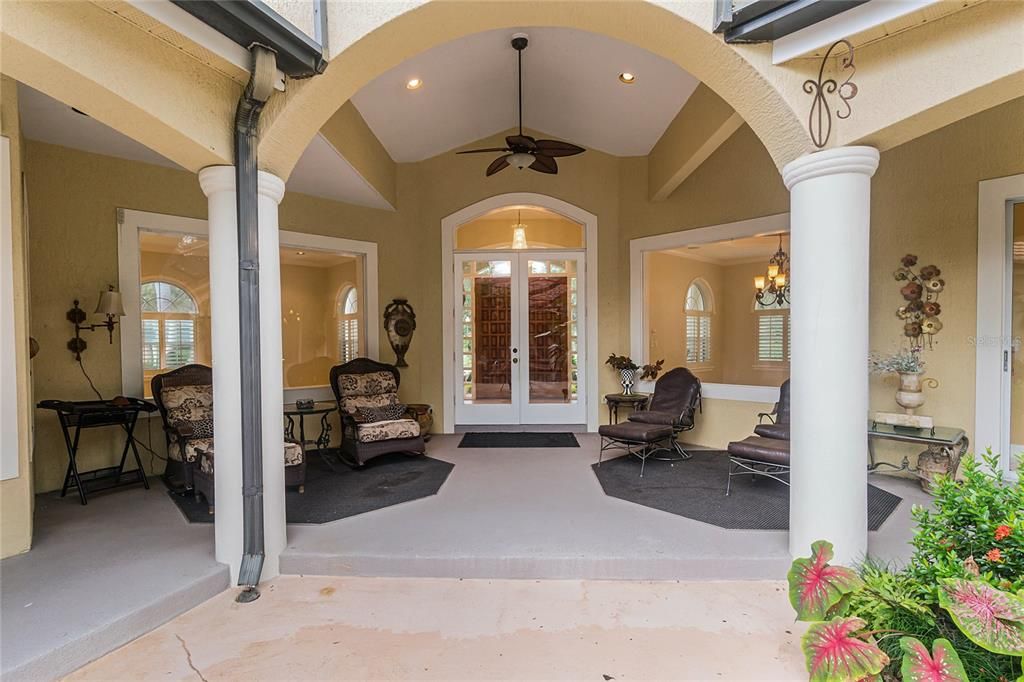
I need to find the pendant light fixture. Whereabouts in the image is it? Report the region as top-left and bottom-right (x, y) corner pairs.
(511, 209), (528, 249)
(753, 234), (791, 307)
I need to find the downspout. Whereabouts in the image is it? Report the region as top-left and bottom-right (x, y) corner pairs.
(235, 44), (277, 602)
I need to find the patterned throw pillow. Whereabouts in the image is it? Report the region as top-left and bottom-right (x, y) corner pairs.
(190, 418), (215, 439)
(353, 403), (407, 423)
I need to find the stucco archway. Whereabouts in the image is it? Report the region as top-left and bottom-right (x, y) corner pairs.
(258, 0), (809, 181)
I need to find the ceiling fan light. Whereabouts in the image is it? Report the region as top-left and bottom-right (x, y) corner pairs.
(508, 152), (533, 170)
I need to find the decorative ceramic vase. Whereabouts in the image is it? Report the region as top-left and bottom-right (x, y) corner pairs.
(895, 371), (936, 415)
(383, 298), (416, 367)
(406, 403), (433, 442)
(620, 368), (637, 396)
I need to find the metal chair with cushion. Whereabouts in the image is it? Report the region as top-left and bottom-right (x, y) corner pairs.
(726, 378), (791, 495)
(152, 364), (306, 513)
(597, 367), (703, 477)
(330, 358), (427, 468)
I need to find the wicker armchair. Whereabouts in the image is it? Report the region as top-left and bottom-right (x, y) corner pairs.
(152, 364), (306, 513)
(330, 358), (426, 467)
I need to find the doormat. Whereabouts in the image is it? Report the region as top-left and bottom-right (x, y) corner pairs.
(168, 451), (454, 524)
(458, 432), (580, 448)
(592, 450), (902, 531)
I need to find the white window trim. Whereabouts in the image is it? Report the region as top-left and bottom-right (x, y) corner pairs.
(118, 208), (379, 402)
(630, 212), (789, 404)
(975, 174), (1024, 481)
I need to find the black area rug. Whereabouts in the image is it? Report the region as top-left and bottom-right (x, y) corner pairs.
(592, 450), (902, 531)
(458, 432), (580, 448)
(168, 451), (454, 524)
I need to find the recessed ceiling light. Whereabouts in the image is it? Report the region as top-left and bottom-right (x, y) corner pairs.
(296, 251), (305, 255)
(618, 72), (637, 84)
(406, 78), (423, 90)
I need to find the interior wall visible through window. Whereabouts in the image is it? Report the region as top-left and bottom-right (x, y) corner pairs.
(137, 231), (366, 394)
(643, 232), (791, 387)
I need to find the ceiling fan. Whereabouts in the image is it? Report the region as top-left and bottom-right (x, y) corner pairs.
(457, 33), (585, 176)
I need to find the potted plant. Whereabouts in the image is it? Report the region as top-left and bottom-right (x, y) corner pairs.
(605, 354), (664, 395)
(869, 347), (936, 416)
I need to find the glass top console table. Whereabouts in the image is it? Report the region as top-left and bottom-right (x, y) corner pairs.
(867, 420), (968, 481)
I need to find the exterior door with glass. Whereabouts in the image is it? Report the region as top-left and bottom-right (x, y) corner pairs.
(455, 252), (585, 425)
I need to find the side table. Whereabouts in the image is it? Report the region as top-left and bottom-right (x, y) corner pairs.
(867, 420), (968, 492)
(284, 401), (339, 471)
(604, 393), (650, 424)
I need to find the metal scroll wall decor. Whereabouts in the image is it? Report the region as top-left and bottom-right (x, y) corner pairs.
(804, 39), (858, 149)
(383, 298), (416, 367)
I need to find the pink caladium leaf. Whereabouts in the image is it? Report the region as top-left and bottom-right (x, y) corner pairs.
(937, 579), (1024, 656)
(802, 616), (889, 682)
(788, 540), (863, 621)
(899, 637), (970, 682)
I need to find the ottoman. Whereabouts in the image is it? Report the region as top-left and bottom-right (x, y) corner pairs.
(598, 421), (676, 478)
(725, 436), (790, 495)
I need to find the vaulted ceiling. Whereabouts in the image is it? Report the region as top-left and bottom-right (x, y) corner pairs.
(352, 27), (700, 162)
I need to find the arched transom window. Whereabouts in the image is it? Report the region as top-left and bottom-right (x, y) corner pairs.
(141, 281), (198, 371)
(337, 286), (360, 362)
(685, 280), (712, 365)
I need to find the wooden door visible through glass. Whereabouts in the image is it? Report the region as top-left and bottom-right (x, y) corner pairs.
(461, 259), (512, 404)
(526, 259), (578, 404)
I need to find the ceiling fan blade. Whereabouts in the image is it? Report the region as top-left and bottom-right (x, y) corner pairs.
(506, 134), (536, 150)
(529, 154), (557, 174)
(486, 155), (511, 177)
(534, 139), (585, 157)
(457, 147), (512, 155)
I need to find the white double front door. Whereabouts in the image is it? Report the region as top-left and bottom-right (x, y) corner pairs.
(454, 251), (586, 425)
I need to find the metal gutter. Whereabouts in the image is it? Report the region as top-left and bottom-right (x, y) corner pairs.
(170, 0), (326, 77)
(714, 0), (869, 43)
(234, 45), (277, 601)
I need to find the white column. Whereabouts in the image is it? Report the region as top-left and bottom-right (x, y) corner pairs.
(784, 146), (879, 565)
(199, 166), (287, 583)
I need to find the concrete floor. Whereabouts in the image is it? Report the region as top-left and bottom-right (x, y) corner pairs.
(282, 434), (928, 580)
(67, 575), (810, 681)
(1, 483), (228, 681)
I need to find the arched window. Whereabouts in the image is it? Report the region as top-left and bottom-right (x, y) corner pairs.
(684, 280), (712, 364)
(140, 281), (198, 371)
(337, 286), (360, 362)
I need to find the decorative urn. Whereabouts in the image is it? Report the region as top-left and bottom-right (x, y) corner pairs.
(383, 298), (416, 367)
(619, 368), (637, 396)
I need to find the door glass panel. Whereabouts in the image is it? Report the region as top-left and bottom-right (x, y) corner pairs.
(527, 259), (578, 404)
(461, 259), (512, 404)
(1011, 203), (1023, 472)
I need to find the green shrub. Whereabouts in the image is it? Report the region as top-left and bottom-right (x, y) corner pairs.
(909, 451), (1024, 595)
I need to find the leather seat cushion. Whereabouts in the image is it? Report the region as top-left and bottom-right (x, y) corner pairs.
(599, 421), (673, 443)
(727, 436), (790, 467)
(628, 410), (678, 426)
(754, 423), (791, 441)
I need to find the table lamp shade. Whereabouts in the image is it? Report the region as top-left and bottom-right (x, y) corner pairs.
(94, 289), (125, 317)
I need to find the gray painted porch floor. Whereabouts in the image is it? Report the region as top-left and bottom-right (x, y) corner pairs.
(0, 482), (228, 681)
(281, 433), (929, 580)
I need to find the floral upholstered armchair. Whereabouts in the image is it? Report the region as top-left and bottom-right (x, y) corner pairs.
(330, 358), (426, 467)
(152, 364), (306, 514)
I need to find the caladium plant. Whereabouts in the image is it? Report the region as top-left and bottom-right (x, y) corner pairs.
(801, 616), (889, 682)
(899, 637), (970, 682)
(937, 579), (1024, 656)
(788, 540), (863, 621)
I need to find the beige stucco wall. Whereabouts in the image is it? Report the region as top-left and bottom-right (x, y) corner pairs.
(1, 76), (34, 558)
(16, 97), (1024, 500)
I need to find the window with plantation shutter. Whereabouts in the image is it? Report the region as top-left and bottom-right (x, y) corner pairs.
(140, 281), (199, 372)
(684, 281), (712, 365)
(756, 311), (791, 364)
(337, 286), (360, 362)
